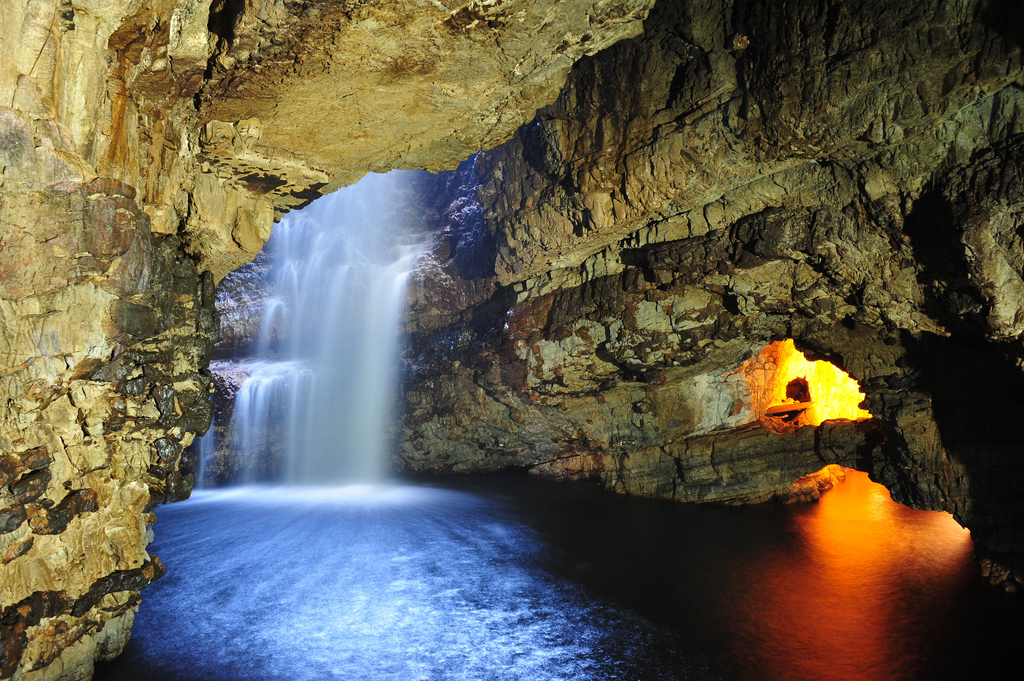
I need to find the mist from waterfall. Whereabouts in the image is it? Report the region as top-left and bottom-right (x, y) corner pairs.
(228, 172), (425, 483)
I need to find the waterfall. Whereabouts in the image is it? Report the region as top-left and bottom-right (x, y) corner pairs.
(228, 172), (425, 483)
(194, 418), (215, 488)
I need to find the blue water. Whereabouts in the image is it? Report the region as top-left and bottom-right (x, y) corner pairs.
(96, 476), (1021, 681)
(98, 481), (710, 681)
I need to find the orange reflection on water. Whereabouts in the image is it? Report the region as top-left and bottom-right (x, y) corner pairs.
(726, 469), (975, 681)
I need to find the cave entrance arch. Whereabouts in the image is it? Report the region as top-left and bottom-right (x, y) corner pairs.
(743, 339), (872, 432)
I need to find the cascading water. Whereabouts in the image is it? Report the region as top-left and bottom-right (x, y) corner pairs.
(194, 418), (215, 488)
(227, 172), (425, 483)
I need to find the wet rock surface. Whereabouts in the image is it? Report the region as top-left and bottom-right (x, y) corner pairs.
(0, 116), (216, 677)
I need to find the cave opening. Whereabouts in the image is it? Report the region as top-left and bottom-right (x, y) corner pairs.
(202, 171), (431, 485)
(747, 339), (873, 430)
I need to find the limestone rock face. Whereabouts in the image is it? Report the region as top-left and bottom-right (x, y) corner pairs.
(482, 0), (1024, 290)
(2, 0), (656, 281)
(399, 0), (1024, 590)
(0, 110), (216, 678)
(0, 0), (655, 677)
(191, 0), (656, 276)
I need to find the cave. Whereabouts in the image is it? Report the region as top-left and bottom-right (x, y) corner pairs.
(2, 0), (1024, 680)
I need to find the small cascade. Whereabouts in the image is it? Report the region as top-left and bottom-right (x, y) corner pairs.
(228, 172), (425, 483)
(194, 418), (215, 488)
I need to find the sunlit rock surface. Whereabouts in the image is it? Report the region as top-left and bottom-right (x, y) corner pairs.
(197, 0), (656, 199)
(398, 0), (1024, 591)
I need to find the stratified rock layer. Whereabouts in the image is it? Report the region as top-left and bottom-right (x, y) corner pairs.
(398, 0), (1024, 590)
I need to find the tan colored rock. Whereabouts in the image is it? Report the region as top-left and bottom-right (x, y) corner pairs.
(0, 108), (215, 679)
(185, 167), (276, 280)
(199, 0), (655, 185)
(5, 0), (655, 280)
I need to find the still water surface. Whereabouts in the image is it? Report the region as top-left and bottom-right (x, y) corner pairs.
(97, 472), (1020, 680)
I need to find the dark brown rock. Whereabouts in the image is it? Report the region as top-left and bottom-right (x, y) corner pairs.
(19, 447), (51, 471)
(28, 489), (98, 536)
(0, 508), (26, 535)
(0, 457), (23, 488)
(9, 470), (51, 504)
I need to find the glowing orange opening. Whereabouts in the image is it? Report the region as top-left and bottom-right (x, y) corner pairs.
(745, 339), (872, 429)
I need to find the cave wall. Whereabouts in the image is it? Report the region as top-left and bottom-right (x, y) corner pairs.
(0, 1), (655, 678)
(399, 0), (1024, 589)
(0, 145), (215, 676)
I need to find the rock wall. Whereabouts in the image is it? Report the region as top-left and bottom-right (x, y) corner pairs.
(4, 0), (1022, 674)
(0, 1), (655, 677)
(399, 0), (1024, 590)
(0, 146), (215, 677)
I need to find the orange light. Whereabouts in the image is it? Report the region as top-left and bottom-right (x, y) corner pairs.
(745, 339), (872, 428)
(724, 468), (974, 681)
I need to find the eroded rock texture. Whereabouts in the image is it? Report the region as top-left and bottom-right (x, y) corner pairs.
(399, 0), (1024, 590)
(1, 1), (654, 677)
(0, 116), (215, 678)
(192, 0), (654, 278)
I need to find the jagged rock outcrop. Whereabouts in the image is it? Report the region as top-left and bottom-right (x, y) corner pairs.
(191, 0), (655, 277)
(0, 118), (216, 677)
(211, 249), (274, 358)
(197, 0), (655, 188)
(1, 1), (655, 677)
(398, 0), (1024, 590)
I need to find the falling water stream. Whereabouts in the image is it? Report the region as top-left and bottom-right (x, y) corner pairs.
(97, 174), (1021, 680)
(227, 172), (424, 482)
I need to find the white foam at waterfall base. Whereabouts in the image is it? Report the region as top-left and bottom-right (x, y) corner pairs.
(227, 172), (426, 483)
